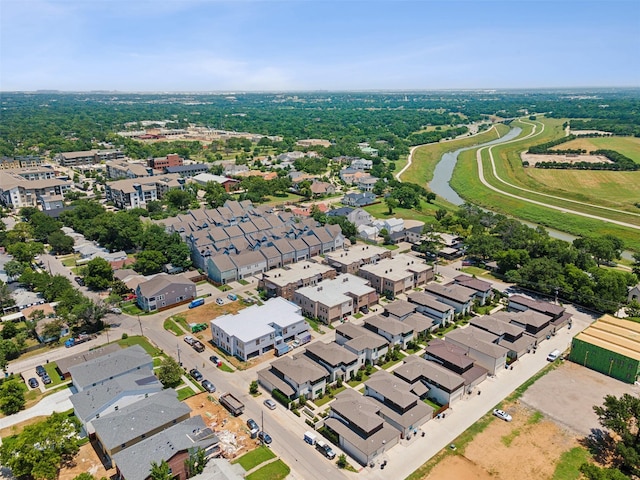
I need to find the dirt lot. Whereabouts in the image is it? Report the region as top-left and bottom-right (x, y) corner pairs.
(180, 300), (247, 325)
(521, 152), (611, 166)
(183, 392), (259, 460)
(521, 361), (640, 436)
(58, 443), (114, 480)
(426, 403), (576, 480)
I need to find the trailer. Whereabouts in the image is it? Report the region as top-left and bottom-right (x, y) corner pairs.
(219, 392), (245, 416)
(64, 333), (94, 348)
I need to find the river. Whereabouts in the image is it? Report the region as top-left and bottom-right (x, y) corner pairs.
(427, 127), (634, 261)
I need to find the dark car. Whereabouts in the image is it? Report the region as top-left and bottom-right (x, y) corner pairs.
(201, 380), (216, 393)
(209, 355), (221, 366)
(189, 369), (203, 381)
(35, 365), (46, 377)
(258, 431), (272, 445)
(41, 374), (52, 385)
(192, 341), (205, 353)
(247, 418), (259, 432)
(74, 276), (85, 286)
(28, 377), (39, 389)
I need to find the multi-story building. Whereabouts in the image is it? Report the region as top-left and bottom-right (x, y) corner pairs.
(55, 149), (124, 167)
(148, 153), (183, 170)
(358, 254), (434, 296)
(259, 261), (337, 300)
(324, 244), (391, 275)
(294, 274), (378, 324)
(105, 174), (184, 210)
(211, 297), (309, 361)
(106, 160), (152, 179)
(0, 173), (71, 208)
(135, 274), (196, 312)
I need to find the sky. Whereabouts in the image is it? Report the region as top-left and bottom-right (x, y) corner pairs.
(1, 0), (639, 91)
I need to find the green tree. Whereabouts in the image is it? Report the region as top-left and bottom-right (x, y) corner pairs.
(0, 412), (81, 480)
(29, 212), (62, 242)
(1, 321), (18, 340)
(579, 464), (629, 480)
(0, 281), (14, 312)
(83, 257), (114, 290)
(41, 320), (64, 342)
(47, 231), (75, 255)
(384, 196), (398, 214)
(337, 454), (348, 469)
(0, 378), (27, 415)
(164, 189), (194, 211)
(134, 250), (166, 275)
(249, 380), (259, 395)
(7, 241), (44, 263)
(625, 300), (640, 318)
(372, 179), (387, 195)
(4, 260), (25, 280)
(149, 460), (173, 480)
(157, 356), (182, 388)
(593, 393), (640, 476)
(204, 181), (231, 208)
(73, 474), (97, 480)
(184, 447), (207, 478)
(466, 234), (502, 260)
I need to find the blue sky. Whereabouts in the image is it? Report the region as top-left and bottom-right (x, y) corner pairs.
(1, 0), (638, 91)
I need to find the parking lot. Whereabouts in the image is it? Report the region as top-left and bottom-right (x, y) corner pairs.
(521, 360), (640, 436)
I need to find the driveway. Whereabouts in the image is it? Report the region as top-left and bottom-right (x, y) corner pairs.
(0, 388), (73, 431)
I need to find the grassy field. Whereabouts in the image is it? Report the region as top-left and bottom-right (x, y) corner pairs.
(449, 118), (640, 251)
(246, 460), (290, 480)
(232, 446), (276, 470)
(552, 135), (640, 163)
(400, 123), (510, 186)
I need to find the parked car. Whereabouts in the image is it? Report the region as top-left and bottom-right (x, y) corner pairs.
(201, 380), (216, 393)
(215, 298), (224, 306)
(263, 399), (277, 410)
(227, 293), (237, 301)
(315, 440), (336, 459)
(493, 409), (512, 422)
(247, 419), (259, 432)
(189, 369), (203, 381)
(258, 431), (272, 445)
(74, 276), (85, 286)
(192, 341), (205, 353)
(28, 377), (39, 389)
(209, 355), (221, 366)
(42, 374), (52, 385)
(35, 365), (46, 377)
(359, 305), (369, 314)
(109, 307), (122, 314)
(183, 336), (195, 346)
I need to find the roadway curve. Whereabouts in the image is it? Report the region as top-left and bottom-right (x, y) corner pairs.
(476, 119), (640, 231)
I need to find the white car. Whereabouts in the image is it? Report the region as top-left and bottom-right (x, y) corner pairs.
(493, 409), (512, 422)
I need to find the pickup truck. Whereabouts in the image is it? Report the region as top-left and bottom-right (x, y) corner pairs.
(219, 392), (245, 416)
(64, 333), (94, 348)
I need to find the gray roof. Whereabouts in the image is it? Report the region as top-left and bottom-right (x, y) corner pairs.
(68, 345), (152, 390)
(330, 389), (384, 434)
(508, 295), (565, 317)
(393, 355), (465, 392)
(92, 390), (191, 451)
(137, 273), (193, 298)
(229, 250), (266, 269)
(403, 313), (434, 334)
(324, 417), (399, 459)
(445, 327), (509, 359)
(304, 341), (358, 368)
(365, 314), (413, 336)
(112, 415), (218, 480)
(337, 323), (388, 351)
(190, 459), (245, 480)
(270, 354), (327, 385)
(70, 372), (162, 423)
(57, 343), (122, 376)
(384, 300), (416, 318)
(257, 368), (296, 396)
(366, 386), (434, 430)
(407, 292), (454, 313)
(422, 283), (475, 304)
(365, 370), (418, 410)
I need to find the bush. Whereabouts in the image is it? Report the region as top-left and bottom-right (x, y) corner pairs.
(292, 408), (301, 417)
(305, 419), (315, 428)
(121, 333), (128, 339)
(249, 380), (259, 395)
(336, 378), (343, 388)
(272, 388), (291, 407)
(337, 454), (348, 469)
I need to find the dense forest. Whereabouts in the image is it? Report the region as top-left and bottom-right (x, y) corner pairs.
(2, 89), (639, 159)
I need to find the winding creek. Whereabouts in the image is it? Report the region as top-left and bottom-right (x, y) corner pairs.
(427, 127), (634, 261)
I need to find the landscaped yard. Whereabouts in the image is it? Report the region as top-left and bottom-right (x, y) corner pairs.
(304, 317), (325, 334)
(117, 335), (162, 356)
(120, 300), (145, 316)
(347, 373), (371, 387)
(43, 363), (66, 389)
(380, 352), (407, 370)
(176, 386), (196, 401)
(163, 318), (184, 336)
(232, 446), (276, 471)
(246, 460), (290, 480)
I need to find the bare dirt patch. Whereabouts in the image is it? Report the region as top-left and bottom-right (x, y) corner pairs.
(180, 301), (246, 325)
(58, 443), (114, 480)
(425, 403), (577, 480)
(183, 392), (259, 460)
(521, 152), (611, 166)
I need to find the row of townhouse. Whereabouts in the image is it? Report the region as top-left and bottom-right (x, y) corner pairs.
(66, 345), (221, 480)
(55, 149), (125, 167)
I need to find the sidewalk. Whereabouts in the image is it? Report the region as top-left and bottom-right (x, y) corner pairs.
(0, 388), (73, 431)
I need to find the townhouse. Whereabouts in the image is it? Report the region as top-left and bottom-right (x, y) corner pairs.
(258, 261), (336, 300)
(407, 291), (456, 328)
(135, 274), (197, 312)
(324, 244), (391, 275)
(335, 323), (389, 366)
(304, 341), (359, 382)
(393, 355), (466, 406)
(422, 283), (475, 315)
(423, 339), (488, 391)
(445, 327), (509, 375)
(451, 274), (494, 306)
(364, 314), (414, 349)
(358, 254), (433, 296)
(258, 353), (328, 401)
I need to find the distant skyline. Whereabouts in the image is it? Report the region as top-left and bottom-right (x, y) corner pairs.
(1, 0), (639, 92)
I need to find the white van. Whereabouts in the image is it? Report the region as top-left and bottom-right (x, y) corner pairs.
(547, 349), (561, 362)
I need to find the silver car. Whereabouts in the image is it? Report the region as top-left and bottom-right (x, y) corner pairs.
(493, 409), (512, 422)
(264, 399), (277, 410)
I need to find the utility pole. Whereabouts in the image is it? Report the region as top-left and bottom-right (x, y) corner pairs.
(177, 343), (182, 366)
(137, 314), (143, 336)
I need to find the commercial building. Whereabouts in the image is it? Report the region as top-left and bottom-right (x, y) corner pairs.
(259, 261), (337, 300)
(569, 315), (640, 384)
(148, 153), (183, 169)
(358, 254), (433, 296)
(294, 274), (378, 324)
(55, 149), (124, 166)
(211, 297), (309, 361)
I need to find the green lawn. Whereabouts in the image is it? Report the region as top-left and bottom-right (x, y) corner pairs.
(305, 317), (325, 334)
(219, 362), (234, 373)
(556, 135), (640, 163)
(173, 315), (190, 332)
(551, 447), (592, 480)
(246, 460), (290, 480)
(43, 363), (66, 389)
(117, 335), (162, 356)
(176, 386), (196, 401)
(423, 398), (441, 410)
(347, 373), (370, 387)
(380, 352), (407, 370)
(163, 318), (184, 336)
(121, 301), (146, 316)
(264, 192), (305, 205)
(232, 446), (276, 471)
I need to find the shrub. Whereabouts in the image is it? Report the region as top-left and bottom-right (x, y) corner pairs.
(337, 454), (348, 469)
(292, 408), (301, 417)
(121, 333), (128, 339)
(272, 388), (291, 407)
(249, 380), (259, 395)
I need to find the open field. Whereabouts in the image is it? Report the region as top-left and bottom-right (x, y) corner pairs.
(363, 199), (445, 224)
(400, 123), (510, 186)
(551, 136), (640, 163)
(450, 117), (640, 251)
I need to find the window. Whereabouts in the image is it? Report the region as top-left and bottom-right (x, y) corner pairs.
(256, 340), (260, 345)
